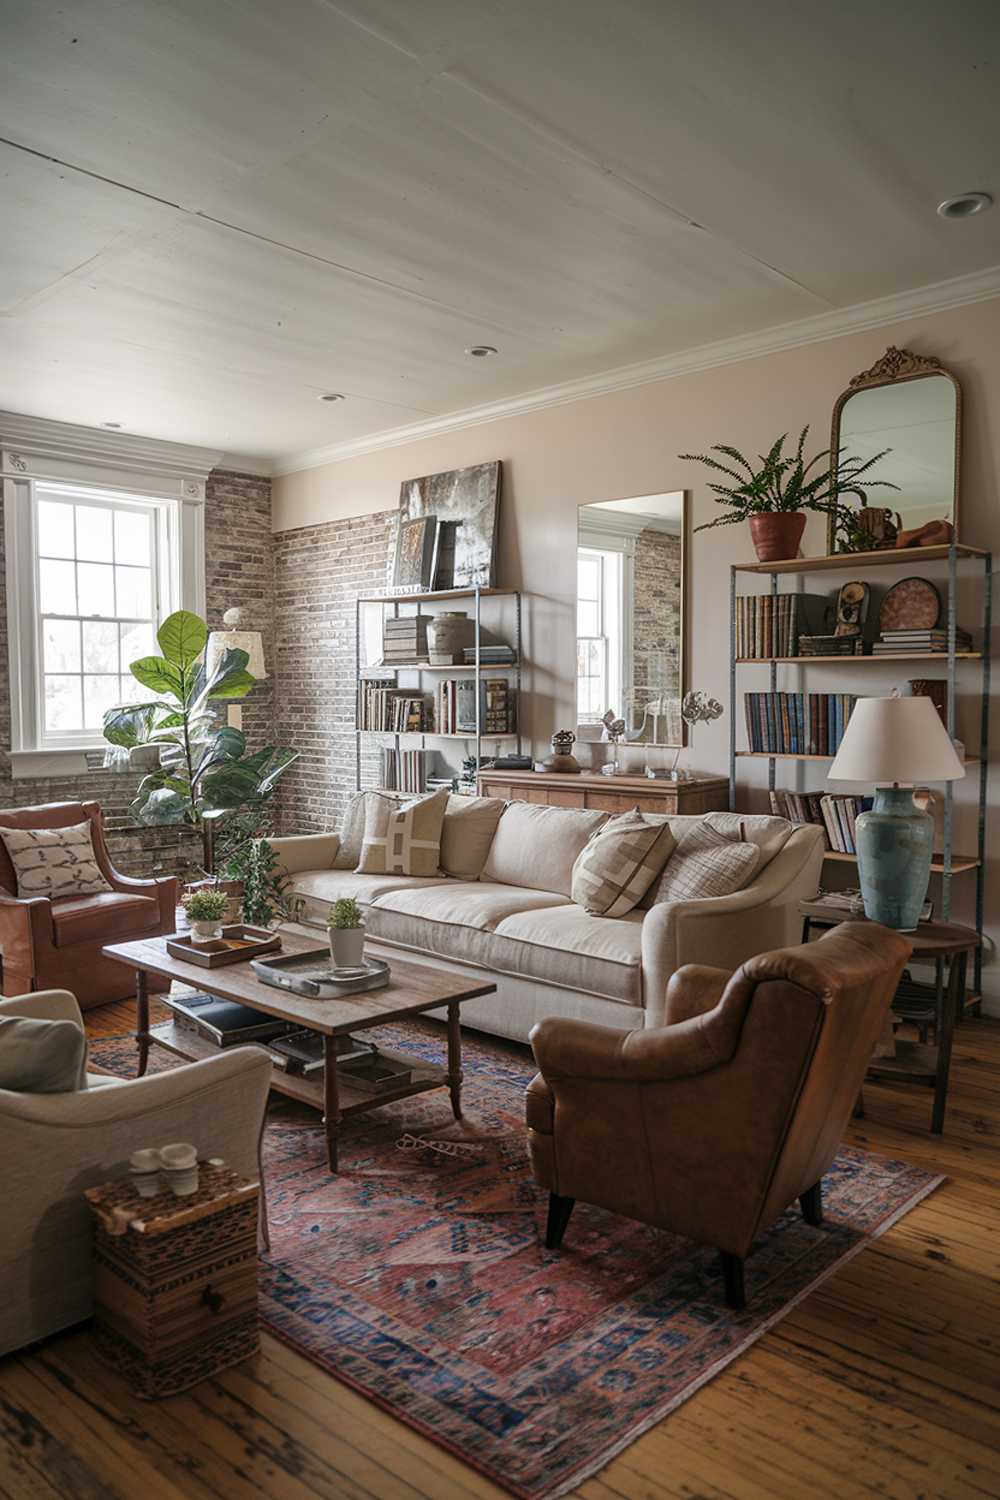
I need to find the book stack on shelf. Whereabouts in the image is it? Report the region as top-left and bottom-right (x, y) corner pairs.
(379, 746), (428, 793)
(379, 615), (428, 665)
(435, 679), (517, 735)
(359, 680), (427, 732)
(735, 593), (826, 658)
(744, 691), (857, 755)
(461, 642), (516, 666)
(769, 789), (872, 851)
(872, 625), (973, 656)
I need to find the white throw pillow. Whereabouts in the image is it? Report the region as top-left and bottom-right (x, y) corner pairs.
(357, 788), (449, 876)
(0, 821), (112, 899)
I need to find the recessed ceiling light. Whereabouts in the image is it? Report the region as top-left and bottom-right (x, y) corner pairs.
(465, 345), (498, 358)
(102, 421), (122, 428)
(937, 191), (993, 220)
(318, 392), (345, 402)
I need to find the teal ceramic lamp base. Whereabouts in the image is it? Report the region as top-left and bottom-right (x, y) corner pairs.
(854, 785), (934, 931)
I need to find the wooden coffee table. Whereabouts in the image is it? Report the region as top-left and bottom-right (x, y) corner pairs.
(103, 930), (496, 1170)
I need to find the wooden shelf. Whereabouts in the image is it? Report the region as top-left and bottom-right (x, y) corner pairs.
(824, 849), (980, 874)
(364, 661), (519, 673)
(732, 543), (988, 576)
(737, 751), (980, 767)
(360, 586), (517, 605)
(736, 653), (981, 664)
(356, 730), (518, 740)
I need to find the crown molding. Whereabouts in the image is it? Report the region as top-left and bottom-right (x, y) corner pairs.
(0, 410), (225, 481)
(217, 452), (274, 477)
(271, 263), (1000, 477)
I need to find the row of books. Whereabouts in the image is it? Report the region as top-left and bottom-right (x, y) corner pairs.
(735, 592), (826, 659)
(871, 626), (973, 656)
(358, 681), (426, 732)
(435, 678), (516, 735)
(379, 747), (428, 793)
(769, 789), (872, 853)
(744, 692), (856, 756)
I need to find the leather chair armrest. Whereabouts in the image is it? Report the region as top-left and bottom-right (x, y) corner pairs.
(0, 893), (55, 973)
(525, 1073), (554, 1135)
(663, 965), (731, 1025)
(530, 1013), (723, 1085)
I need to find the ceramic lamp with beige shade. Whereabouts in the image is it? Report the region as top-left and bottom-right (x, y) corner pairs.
(205, 608), (267, 731)
(828, 694), (965, 931)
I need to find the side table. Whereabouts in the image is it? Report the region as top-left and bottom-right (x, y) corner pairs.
(85, 1162), (260, 1398)
(800, 906), (977, 1133)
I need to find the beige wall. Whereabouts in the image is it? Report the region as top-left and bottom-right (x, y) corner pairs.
(274, 296), (1000, 1006)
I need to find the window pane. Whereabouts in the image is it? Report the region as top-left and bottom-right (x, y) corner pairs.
(119, 673), (150, 705)
(44, 675), (83, 731)
(120, 621), (155, 672)
(84, 675), (121, 729)
(114, 509), (151, 566)
(115, 565), (152, 619)
(38, 501), (75, 559)
(577, 599), (600, 636)
(39, 559), (77, 614)
(43, 619), (81, 673)
(75, 505), (114, 562)
(82, 619), (119, 673)
(77, 562), (115, 616)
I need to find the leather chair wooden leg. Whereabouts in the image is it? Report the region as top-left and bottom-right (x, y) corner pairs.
(545, 1193), (575, 1249)
(719, 1251), (745, 1310)
(799, 1181), (823, 1226)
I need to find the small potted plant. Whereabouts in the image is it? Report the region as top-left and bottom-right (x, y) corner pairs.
(682, 428), (895, 562)
(327, 897), (365, 969)
(182, 887), (230, 946)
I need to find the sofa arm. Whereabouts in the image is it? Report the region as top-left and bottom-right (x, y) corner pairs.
(270, 833), (341, 876)
(0, 988), (84, 1029)
(0, 892), (55, 975)
(640, 826), (824, 1026)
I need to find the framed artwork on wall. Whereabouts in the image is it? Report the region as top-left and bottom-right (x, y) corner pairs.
(392, 516), (440, 593)
(398, 461), (502, 589)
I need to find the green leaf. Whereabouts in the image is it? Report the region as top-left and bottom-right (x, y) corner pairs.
(102, 702), (162, 748)
(208, 668), (256, 701)
(199, 763), (264, 811)
(157, 610), (208, 668)
(134, 786), (189, 825)
(130, 656), (183, 698)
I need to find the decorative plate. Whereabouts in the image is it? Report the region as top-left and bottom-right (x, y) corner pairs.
(879, 577), (941, 631)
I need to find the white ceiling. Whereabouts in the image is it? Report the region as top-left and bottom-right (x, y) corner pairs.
(1, 0), (999, 470)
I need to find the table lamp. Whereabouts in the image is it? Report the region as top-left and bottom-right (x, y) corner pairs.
(828, 695), (964, 930)
(205, 608), (266, 731)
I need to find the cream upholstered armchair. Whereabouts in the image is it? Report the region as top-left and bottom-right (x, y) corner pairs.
(0, 990), (272, 1357)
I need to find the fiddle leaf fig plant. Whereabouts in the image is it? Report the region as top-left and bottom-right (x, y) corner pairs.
(102, 609), (298, 855)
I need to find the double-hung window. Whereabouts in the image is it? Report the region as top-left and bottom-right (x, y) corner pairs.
(576, 546), (623, 723)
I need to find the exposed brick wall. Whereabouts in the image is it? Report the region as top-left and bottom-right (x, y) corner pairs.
(0, 469), (273, 879)
(273, 508), (396, 834)
(632, 526), (682, 738)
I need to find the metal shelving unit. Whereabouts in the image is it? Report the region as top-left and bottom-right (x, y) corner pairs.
(354, 586), (523, 791)
(729, 541), (992, 996)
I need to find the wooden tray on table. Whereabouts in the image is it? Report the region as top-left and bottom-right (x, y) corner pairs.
(165, 925), (281, 967)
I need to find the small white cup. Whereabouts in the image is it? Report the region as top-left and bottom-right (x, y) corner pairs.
(158, 1142), (197, 1171)
(130, 1147), (160, 1172)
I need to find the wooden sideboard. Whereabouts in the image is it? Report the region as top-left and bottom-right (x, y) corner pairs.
(477, 769), (729, 816)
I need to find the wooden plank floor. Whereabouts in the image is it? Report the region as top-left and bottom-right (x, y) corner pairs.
(2, 998), (999, 1500)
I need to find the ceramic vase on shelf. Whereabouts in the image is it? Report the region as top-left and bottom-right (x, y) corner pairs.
(427, 612), (475, 664)
(330, 925), (365, 968)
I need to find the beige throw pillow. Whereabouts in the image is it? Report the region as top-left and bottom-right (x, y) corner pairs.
(357, 788), (449, 877)
(571, 809), (676, 917)
(652, 837), (761, 904)
(0, 1016), (88, 1093)
(0, 821), (111, 899)
(440, 795), (505, 881)
(333, 792), (369, 870)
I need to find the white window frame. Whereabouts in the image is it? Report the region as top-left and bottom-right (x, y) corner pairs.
(576, 544), (626, 725)
(2, 421), (212, 777)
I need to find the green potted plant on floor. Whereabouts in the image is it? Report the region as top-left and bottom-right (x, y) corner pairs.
(682, 427), (896, 562)
(327, 897), (365, 969)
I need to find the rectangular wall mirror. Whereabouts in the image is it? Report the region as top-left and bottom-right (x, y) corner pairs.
(577, 491), (687, 746)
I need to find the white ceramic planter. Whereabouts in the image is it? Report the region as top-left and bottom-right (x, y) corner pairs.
(190, 918), (224, 945)
(329, 925), (365, 968)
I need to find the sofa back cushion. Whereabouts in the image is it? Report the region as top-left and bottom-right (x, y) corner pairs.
(482, 802), (608, 896)
(357, 788), (449, 877)
(571, 809), (676, 916)
(440, 795), (505, 881)
(0, 821), (112, 899)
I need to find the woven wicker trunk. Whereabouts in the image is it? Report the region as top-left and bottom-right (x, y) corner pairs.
(85, 1164), (260, 1399)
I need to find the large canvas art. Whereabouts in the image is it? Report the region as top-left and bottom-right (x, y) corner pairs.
(398, 461), (502, 589)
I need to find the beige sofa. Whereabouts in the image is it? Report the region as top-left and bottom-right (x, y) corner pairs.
(273, 802), (824, 1044)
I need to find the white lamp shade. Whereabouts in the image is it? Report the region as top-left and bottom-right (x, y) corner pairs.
(828, 695), (964, 784)
(206, 629), (267, 681)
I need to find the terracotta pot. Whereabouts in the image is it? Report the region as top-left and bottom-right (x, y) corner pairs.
(748, 512), (806, 562)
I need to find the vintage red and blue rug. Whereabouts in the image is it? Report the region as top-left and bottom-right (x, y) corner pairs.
(91, 1021), (942, 1499)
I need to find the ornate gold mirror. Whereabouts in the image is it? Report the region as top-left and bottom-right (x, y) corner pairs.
(828, 346), (962, 553)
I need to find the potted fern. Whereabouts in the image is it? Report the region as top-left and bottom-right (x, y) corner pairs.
(682, 428), (895, 561)
(327, 897), (365, 969)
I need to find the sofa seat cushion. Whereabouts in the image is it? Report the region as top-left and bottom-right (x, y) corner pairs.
(364, 885), (641, 1005)
(289, 869), (452, 910)
(481, 802), (608, 896)
(51, 892), (160, 947)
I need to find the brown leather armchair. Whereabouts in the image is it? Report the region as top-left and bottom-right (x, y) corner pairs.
(0, 801), (177, 1010)
(526, 922), (911, 1309)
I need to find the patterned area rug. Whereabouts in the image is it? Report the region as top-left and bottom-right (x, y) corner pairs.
(91, 1021), (942, 1500)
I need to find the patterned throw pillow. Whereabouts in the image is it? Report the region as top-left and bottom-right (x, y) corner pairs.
(357, 788), (449, 877)
(652, 835), (761, 904)
(571, 809), (676, 917)
(0, 822), (112, 899)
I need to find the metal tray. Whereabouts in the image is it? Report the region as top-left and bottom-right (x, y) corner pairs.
(165, 925), (282, 967)
(250, 949), (391, 997)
